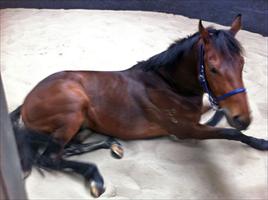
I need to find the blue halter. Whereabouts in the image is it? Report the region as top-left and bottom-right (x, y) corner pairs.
(198, 44), (246, 109)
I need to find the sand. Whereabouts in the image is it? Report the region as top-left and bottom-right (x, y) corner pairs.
(0, 9), (267, 199)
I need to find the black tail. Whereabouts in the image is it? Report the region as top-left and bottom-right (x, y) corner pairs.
(10, 106), (59, 173)
(10, 106), (106, 197)
(10, 105), (36, 173)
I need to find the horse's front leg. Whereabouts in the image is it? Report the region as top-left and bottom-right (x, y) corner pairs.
(201, 102), (225, 126)
(179, 124), (268, 151)
(204, 110), (225, 126)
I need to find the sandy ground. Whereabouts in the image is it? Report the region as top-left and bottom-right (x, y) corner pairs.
(1, 9), (267, 199)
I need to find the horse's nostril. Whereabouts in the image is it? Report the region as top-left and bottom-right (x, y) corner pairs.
(232, 115), (250, 130)
(233, 115), (240, 121)
(233, 115), (243, 123)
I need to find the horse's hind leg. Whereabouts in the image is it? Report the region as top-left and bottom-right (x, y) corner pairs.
(37, 138), (105, 197)
(38, 155), (105, 197)
(40, 111), (87, 160)
(108, 137), (124, 158)
(64, 137), (124, 159)
(59, 159), (105, 197)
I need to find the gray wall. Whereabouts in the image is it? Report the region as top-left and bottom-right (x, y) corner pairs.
(0, 0), (267, 36)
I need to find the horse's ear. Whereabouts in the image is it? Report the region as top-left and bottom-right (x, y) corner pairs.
(230, 14), (242, 36)
(199, 20), (209, 44)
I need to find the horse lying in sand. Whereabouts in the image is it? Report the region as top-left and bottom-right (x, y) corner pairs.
(10, 15), (268, 197)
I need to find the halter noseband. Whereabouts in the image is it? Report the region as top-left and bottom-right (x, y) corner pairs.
(198, 44), (246, 109)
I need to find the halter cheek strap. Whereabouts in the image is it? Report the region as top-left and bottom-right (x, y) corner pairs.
(198, 44), (246, 109)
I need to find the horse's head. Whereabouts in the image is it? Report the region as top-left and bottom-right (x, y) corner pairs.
(199, 15), (251, 130)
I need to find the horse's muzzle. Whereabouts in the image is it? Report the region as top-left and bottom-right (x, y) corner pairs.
(221, 108), (251, 131)
(231, 115), (251, 131)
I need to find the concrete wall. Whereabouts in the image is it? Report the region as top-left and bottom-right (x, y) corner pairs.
(0, 0), (267, 36)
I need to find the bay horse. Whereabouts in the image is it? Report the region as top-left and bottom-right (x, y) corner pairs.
(10, 14), (268, 197)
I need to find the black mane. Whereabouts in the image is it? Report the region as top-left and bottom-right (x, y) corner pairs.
(135, 28), (243, 72)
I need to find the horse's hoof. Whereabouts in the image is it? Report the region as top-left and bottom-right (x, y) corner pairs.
(89, 181), (105, 198)
(111, 143), (124, 159)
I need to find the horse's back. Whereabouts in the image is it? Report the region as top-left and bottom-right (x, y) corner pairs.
(78, 71), (160, 138)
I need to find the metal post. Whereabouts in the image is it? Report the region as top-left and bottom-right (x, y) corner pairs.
(0, 73), (27, 200)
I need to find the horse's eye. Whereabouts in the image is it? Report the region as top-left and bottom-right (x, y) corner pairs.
(210, 67), (218, 74)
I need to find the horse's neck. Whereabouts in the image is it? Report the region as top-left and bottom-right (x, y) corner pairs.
(127, 41), (204, 98)
(160, 44), (203, 97)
